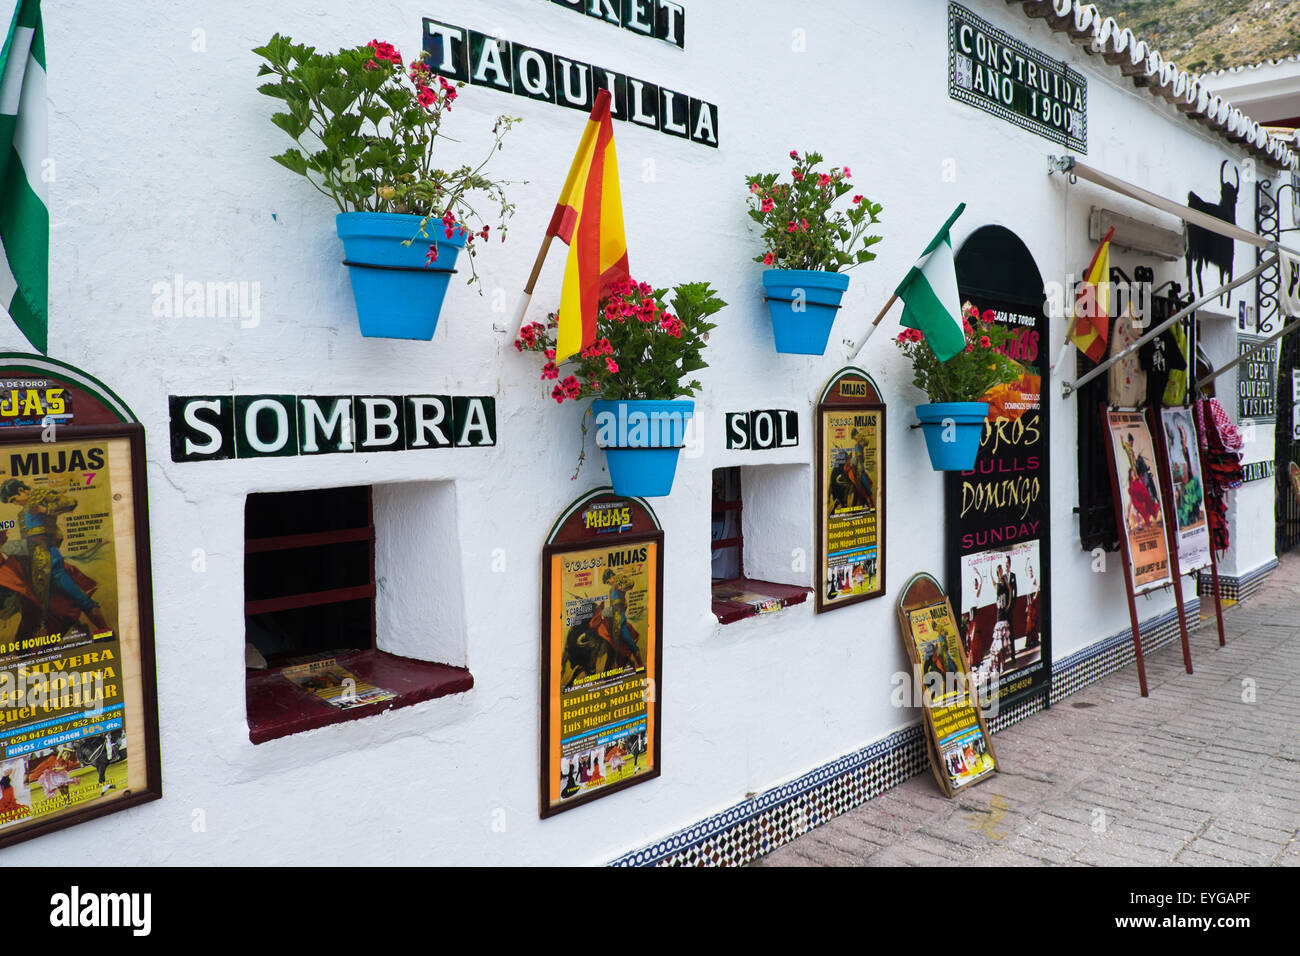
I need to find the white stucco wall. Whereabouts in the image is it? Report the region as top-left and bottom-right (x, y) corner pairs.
(1, 0), (1283, 865)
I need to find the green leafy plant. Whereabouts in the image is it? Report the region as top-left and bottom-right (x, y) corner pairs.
(515, 279), (725, 402)
(253, 33), (520, 281)
(744, 150), (884, 271)
(894, 303), (1025, 404)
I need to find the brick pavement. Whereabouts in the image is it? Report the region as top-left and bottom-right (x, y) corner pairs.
(755, 552), (1300, 867)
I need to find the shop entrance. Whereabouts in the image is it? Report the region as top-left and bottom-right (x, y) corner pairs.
(948, 225), (1051, 709)
(1276, 329), (1300, 553)
(1257, 176), (1300, 554)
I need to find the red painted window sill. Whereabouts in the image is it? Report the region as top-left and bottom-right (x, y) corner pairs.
(245, 650), (474, 745)
(711, 577), (812, 625)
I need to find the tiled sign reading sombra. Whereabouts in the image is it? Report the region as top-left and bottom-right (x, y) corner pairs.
(168, 394), (496, 462)
(423, 18), (718, 147)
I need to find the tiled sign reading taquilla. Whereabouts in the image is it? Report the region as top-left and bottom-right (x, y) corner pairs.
(423, 15), (718, 147)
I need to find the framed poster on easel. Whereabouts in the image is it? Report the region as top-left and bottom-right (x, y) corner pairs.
(0, 355), (161, 849)
(816, 368), (886, 613)
(1153, 405), (1226, 649)
(1101, 405), (1203, 696)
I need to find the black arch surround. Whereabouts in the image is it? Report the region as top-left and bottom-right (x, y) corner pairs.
(946, 223), (1053, 711)
(955, 224), (1046, 308)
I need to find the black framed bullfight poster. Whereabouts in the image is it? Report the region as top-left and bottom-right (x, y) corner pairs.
(816, 368), (886, 613)
(540, 489), (663, 818)
(0, 354), (161, 849)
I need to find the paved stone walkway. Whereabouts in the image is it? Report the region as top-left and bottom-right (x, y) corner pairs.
(756, 552), (1300, 867)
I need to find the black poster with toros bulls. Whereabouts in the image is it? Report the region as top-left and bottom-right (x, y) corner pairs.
(944, 296), (1051, 711)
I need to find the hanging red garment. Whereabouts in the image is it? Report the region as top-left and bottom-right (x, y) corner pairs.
(1194, 398), (1244, 550)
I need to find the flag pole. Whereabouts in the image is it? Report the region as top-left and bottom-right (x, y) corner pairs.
(511, 234), (556, 333)
(849, 294), (898, 359)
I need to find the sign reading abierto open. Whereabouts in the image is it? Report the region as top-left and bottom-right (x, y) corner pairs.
(948, 3), (1087, 152)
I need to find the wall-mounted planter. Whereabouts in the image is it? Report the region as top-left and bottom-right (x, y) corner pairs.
(592, 398), (694, 497)
(761, 269), (850, 355)
(916, 401), (989, 471)
(336, 212), (464, 340)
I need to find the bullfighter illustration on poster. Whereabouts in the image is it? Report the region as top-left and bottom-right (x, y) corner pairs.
(546, 539), (657, 813)
(820, 408), (881, 606)
(0, 439), (129, 834)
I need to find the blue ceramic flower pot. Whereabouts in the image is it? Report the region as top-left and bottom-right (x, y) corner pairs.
(336, 212), (465, 340)
(761, 268), (851, 355)
(592, 398), (694, 497)
(915, 402), (989, 471)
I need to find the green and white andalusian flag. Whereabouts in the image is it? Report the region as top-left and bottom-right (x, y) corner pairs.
(0, 0), (47, 353)
(895, 203), (967, 363)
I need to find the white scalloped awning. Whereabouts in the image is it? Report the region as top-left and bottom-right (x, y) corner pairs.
(1014, 0), (1299, 171)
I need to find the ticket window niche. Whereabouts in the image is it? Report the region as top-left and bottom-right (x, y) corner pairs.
(710, 466), (812, 624)
(242, 483), (473, 744)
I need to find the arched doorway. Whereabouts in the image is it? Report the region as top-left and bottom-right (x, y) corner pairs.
(947, 225), (1051, 711)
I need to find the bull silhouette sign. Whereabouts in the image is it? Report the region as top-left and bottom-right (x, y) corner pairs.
(1186, 161), (1240, 305)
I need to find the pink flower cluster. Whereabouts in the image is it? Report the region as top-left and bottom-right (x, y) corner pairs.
(580, 337), (615, 359)
(552, 375), (582, 403)
(366, 39), (402, 68)
(513, 320), (547, 352)
(515, 277), (692, 405)
(403, 54), (457, 110)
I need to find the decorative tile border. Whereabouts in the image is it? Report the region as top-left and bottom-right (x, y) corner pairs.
(1197, 558), (1278, 603)
(609, 597), (1203, 867)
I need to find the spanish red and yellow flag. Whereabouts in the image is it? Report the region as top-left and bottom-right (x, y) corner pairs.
(1070, 226), (1114, 363)
(549, 89), (630, 361)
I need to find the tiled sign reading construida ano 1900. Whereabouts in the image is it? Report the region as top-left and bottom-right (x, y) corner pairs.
(423, 16), (719, 147)
(168, 394), (496, 462)
(948, 2), (1086, 152)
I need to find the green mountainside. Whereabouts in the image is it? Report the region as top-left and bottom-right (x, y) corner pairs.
(1104, 0), (1300, 72)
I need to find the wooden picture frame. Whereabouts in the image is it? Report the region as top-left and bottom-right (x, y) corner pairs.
(539, 490), (663, 818)
(896, 572), (998, 798)
(816, 368), (886, 613)
(0, 420), (162, 848)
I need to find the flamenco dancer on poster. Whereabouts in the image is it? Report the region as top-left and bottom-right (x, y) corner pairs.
(992, 558), (1018, 669)
(1023, 564), (1041, 649)
(28, 747), (80, 803)
(0, 478), (109, 641)
(0, 761), (32, 821)
(560, 759), (581, 798)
